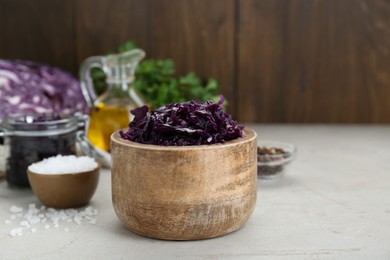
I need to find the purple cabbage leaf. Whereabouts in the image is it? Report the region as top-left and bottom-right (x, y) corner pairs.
(0, 59), (89, 123)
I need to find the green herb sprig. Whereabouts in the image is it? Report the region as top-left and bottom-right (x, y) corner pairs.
(90, 41), (223, 109)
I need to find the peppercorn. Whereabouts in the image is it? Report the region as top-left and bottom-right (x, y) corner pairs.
(257, 146), (289, 178)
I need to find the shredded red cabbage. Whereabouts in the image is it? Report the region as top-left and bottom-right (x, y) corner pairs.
(120, 96), (244, 146)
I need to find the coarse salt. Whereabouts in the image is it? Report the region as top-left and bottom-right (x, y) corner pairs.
(9, 206), (23, 213)
(28, 155), (97, 175)
(6, 204), (98, 237)
(10, 228), (23, 237)
(20, 221), (30, 228)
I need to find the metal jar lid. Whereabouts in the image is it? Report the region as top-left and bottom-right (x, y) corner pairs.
(0, 113), (88, 137)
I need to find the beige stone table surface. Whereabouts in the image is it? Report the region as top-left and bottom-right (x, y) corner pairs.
(1, 125), (389, 259)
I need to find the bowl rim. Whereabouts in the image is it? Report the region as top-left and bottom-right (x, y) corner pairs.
(257, 140), (297, 166)
(257, 156), (294, 166)
(111, 127), (257, 151)
(27, 164), (100, 177)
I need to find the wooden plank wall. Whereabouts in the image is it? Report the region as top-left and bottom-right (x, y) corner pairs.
(1, 0), (389, 123)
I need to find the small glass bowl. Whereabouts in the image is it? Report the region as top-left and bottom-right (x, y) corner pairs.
(257, 140), (297, 180)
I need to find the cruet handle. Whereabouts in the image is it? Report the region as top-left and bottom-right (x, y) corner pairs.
(73, 113), (111, 168)
(79, 56), (106, 108)
(76, 131), (112, 168)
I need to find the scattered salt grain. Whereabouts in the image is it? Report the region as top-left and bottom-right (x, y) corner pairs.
(28, 155), (98, 175)
(10, 228), (23, 237)
(74, 216), (82, 225)
(10, 206), (23, 213)
(6, 203), (98, 237)
(20, 221), (30, 228)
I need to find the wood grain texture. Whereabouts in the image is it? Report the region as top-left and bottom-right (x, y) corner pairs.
(237, 0), (390, 123)
(0, 0), (389, 123)
(0, 0), (76, 73)
(74, 0), (152, 64)
(149, 0), (236, 116)
(110, 128), (257, 240)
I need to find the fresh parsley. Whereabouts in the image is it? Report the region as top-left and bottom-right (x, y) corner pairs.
(91, 40), (222, 109)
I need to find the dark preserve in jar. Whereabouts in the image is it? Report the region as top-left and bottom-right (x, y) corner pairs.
(0, 114), (86, 188)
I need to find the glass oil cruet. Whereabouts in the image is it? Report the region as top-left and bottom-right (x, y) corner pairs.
(80, 49), (145, 151)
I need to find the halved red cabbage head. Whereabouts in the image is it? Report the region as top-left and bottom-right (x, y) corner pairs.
(120, 96), (244, 146)
(0, 59), (89, 123)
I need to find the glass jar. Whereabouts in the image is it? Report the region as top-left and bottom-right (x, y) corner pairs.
(0, 113), (92, 188)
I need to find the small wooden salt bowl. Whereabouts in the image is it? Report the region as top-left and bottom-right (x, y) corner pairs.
(110, 128), (257, 240)
(27, 166), (100, 209)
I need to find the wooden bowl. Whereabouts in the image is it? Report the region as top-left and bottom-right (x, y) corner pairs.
(27, 166), (100, 209)
(110, 128), (257, 240)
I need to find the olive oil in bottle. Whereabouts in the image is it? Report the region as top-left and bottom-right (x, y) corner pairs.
(80, 49), (145, 151)
(87, 103), (132, 151)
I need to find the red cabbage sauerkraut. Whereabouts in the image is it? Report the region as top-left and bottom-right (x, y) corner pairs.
(120, 96), (244, 146)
